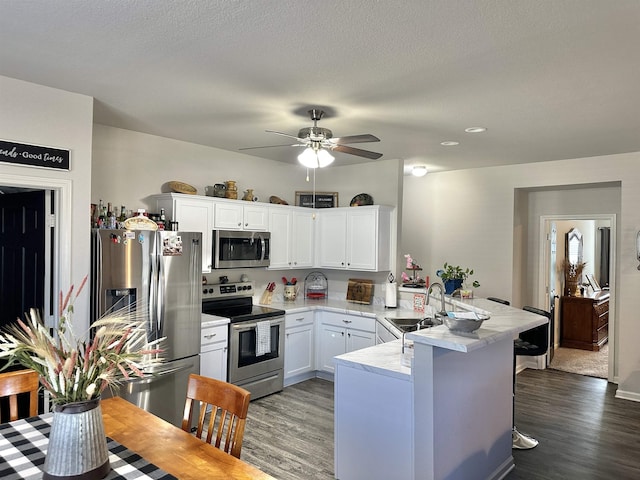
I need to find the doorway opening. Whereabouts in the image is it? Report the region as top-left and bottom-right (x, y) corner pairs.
(513, 181), (619, 383)
(541, 215), (614, 381)
(0, 188), (51, 330)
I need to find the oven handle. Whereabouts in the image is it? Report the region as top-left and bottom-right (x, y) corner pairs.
(231, 318), (284, 331)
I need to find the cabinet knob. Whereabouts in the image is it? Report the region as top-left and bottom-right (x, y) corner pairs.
(203, 333), (217, 339)
(238, 222), (242, 227)
(342, 320), (352, 324)
(245, 223), (248, 227)
(341, 332), (344, 336)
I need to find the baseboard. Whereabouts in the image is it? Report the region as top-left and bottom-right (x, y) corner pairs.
(488, 455), (515, 480)
(615, 388), (640, 403)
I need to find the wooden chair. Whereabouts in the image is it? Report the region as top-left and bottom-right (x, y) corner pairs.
(0, 369), (39, 422)
(181, 373), (251, 458)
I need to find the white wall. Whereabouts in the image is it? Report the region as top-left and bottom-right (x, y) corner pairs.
(92, 124), (402, 213)
(0, 75), (93, 329)
(402, 153), (640, 401)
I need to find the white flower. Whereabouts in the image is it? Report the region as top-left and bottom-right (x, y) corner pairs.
(85, 383), (96, 397)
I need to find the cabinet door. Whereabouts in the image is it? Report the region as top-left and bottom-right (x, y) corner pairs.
(347, 328), (376, 353)
(243, 204), (268, 231)
(318, 323), (346, 374)
(200, 344), (227, 381)
(292, 209), (315, 268)
(284, 323), (315, 378)
(213, 202), (244, 230)
(173, 198), (214, 272)
(346, 208), (378, 270)
(317, 209), (347, 268)
(268, 207), (293, 268)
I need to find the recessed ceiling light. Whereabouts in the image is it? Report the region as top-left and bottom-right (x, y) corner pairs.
(464, 127), (487, 133)
(411, 166), (428, 177)
(440, 141), (459, 146)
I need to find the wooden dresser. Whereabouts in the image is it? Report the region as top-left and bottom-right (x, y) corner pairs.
(560, 291), (609, 351)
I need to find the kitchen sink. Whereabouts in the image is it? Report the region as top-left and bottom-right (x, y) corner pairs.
(386, 316), (443, 333)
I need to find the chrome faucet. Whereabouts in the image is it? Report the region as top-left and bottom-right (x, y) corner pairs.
(426, 282), (447, 316)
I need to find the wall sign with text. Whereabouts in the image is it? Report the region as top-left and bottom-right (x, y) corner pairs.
(295, 191), (338, 208)
(0, 139), (70, 171)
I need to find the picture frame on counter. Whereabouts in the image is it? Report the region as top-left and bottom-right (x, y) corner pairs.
(295, 191), (338, 208)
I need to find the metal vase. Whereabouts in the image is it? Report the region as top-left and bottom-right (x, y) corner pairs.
(43, 398), (111, 480)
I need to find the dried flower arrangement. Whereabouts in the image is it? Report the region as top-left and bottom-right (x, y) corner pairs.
(559, 259), (587, 279)
(0, 276), (163, 406)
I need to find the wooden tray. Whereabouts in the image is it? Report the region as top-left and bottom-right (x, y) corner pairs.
(346, 278), (374, 304)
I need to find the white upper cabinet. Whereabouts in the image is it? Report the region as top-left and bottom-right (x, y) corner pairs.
(268, 206), (315, 269)
(153, 194), (214, 272)
(317, 206), (393, 271)
(213, 201), (268, 231)
(317, 209), (348, 268)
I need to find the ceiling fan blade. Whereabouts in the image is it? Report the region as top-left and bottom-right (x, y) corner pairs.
(329, 134), (380, 144)
(265, 130), (303, 141)
(331, 144), (383, 160)
(239, 143), (303, 151)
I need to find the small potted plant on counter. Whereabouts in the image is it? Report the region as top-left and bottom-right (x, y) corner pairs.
(436, 262), (480, 295)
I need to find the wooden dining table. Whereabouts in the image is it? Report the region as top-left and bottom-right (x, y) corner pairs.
(101, 396), (276, 480)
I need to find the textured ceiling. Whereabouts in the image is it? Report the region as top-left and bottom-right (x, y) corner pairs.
(1, 0), (639, 173)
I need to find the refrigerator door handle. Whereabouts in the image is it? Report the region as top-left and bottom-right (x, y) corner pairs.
(126, 360), (197, 386)
(149, 235), (160, 337)
(156, 237), (165, 334)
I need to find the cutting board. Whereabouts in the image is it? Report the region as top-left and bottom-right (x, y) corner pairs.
(346, 278), (374, 304)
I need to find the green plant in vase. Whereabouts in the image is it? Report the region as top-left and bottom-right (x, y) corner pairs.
(436, 262), (480, 295)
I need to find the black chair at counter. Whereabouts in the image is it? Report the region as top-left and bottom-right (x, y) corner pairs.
(486, 297), (550, 450)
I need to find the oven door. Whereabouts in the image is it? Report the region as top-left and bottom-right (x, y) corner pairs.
(213, 230), (270, 269)
(228, 316), (284, 384)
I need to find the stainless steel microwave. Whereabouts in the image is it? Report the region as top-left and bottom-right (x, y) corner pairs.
(212, 230), (270, 269)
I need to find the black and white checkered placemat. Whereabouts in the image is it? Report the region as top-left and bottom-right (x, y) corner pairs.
(0, 413), (177, 480)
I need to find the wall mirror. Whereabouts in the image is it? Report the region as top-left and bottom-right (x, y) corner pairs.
(566, 227), (583, 265)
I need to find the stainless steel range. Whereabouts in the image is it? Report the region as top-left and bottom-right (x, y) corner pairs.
(201, 281), (285, 400)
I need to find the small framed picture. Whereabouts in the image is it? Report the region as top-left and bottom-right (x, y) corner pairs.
(295, 191), (338, 208)
(585, 273), (601, 292)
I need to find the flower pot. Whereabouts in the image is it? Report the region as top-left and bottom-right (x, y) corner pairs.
(444, 279), (463, 295)
(43, 398), (110, 480)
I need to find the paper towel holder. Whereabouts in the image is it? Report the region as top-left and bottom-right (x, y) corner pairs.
(385, 280), (398, 309)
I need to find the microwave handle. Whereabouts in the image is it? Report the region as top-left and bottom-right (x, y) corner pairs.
(259, 234), (266, 261)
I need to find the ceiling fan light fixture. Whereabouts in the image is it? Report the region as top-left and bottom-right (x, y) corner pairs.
(298, 146), (334, 168)
(317, 148), (335, 167)
(412, 165), (428, 177)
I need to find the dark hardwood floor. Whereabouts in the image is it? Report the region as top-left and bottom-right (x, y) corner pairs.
(241, 370), (640, 479)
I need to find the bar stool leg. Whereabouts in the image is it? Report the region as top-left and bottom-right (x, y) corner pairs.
(512, 353), (538, 449)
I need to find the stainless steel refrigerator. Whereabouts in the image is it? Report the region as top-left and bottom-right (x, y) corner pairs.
(90, 229), (202, 427)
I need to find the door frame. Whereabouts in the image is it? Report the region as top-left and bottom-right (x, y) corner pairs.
(0, 172), (72, 330)
(539, 214), (616, 382)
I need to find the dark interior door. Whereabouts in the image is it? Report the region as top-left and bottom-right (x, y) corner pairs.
(0, 190), (46, 330)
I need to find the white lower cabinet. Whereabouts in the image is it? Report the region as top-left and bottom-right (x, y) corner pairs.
(284, 311), (315, 381)
(317, 312), (375, 374)
(200, 323), (228, 381)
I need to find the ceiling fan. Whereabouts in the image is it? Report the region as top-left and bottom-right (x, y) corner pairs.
(240, 109), (382, 168)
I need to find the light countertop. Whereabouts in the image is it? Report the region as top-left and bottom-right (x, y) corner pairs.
(330, 297), (548, 379)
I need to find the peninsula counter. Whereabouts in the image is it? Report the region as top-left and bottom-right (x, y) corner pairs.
(333, 299), (548, 480)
